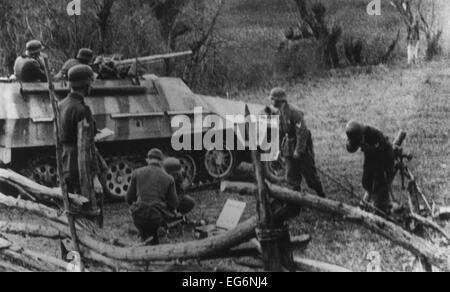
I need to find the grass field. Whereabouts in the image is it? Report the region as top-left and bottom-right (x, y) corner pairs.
(210, 0), (405, 94)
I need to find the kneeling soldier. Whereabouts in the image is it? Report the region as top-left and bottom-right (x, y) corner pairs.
(13, 40), (47, 82)
(270, 87), (326, 198)
(345, 121), (395, 213)
(163, 157), (196, 216)
(126, 149), (179, 244)
(56, 48), (94, 80)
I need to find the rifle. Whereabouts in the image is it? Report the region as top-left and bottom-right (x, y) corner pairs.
(42, 56), (85, 272)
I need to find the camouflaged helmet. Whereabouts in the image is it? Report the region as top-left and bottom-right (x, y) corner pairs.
(269, 87), (287, 102)
(25, 40), (44, 56)
(163, 157), (182, 174)
(77, 48), (94, 64)
(68, 64), (94, 88)
(147, 148), (164, 161)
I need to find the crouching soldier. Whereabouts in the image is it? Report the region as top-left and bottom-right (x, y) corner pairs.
(126, 149), (179, 245)
(270, 88), (326, 198)
(55, 48), (94, 81)
(13, 40), (47, 83)
(345, 121), (396, 214)
(163, 158), (196, 216)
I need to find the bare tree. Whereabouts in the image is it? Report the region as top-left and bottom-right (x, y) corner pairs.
(94, 0), (115, 54)
(182, 0), (224, 90)
(391, 0), (442, 63)
(135, 0), (192, 75)
(284, 0), (342, 68)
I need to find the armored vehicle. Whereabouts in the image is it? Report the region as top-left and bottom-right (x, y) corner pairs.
(0, 72), (283, 199)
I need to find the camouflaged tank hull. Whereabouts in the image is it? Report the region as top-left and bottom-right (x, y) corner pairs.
(0, 75), (268, 198)
(1, 77), (201, 152)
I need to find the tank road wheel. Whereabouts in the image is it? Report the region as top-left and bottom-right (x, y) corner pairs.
(22, 157), (59, 188)
(174, 154), (197, 188)
(105, 159), (136, 199)
(203, 149), (236, 180)
(265, 155), (286, 184)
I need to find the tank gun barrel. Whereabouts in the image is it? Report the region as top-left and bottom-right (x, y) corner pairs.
(115, 50), (192, 68)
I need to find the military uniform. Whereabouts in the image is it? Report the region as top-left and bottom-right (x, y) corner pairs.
(163, 158), (195, 215)
(14, 40), (47, 83)
(59, 92), (97, 193)
(56, 49), (94, 80)
(56, 59), (82, 80)
(59, 65), (97, 194)
(13, 56), (47, 82)
(346, 121), (395, 213)
(275, 94), (325, 198)
(126, 156), (179, 243)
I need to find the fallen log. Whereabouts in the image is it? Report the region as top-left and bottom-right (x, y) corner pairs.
(0, 191), (261, 263)
(220, 181), (450, 271)
(294, 257), (352, 272)
(0, 221), (61, 239)
(0, 237), (66, 272)
(0, 168), (88, 207)
(0, 192), (67, 226)
(0, 192), (97, 235)
(410, 213), (450, 242)
(0, 261), (31, 272)
(77, 216), (258, 262)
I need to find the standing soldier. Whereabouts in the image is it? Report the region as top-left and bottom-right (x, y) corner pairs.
(269, 88), (326, 198)
(163, 158), (196, 216)
(59, 64), (102, 195)
(126, 149), (179, 245)
(13, 40), (47, 82)
(345, 121), (396, 213)
(55, 48), (95, 81)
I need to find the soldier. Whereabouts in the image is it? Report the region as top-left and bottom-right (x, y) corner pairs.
(163, 158), (196, 216)
(55, 48), (94, 81)
(345, 121), (396, 213)
(59, 64), (102, 195)
(270, 88), (326, 198)
(13, 40), (47, 82)
(126, 149), (179, 244)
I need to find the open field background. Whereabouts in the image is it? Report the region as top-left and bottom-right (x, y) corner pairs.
(210, 0), (405, 94)
(0, 0), (449, 271)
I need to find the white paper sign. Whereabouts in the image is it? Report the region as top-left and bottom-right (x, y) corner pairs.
(216, 199), (246, 230)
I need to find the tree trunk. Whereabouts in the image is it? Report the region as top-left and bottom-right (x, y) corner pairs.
(0, 237), (67, 272)
(0, 168), (88, 207)
(294, 257), (352, 272)
(251, 151), (286, 271)
(220, 181), (450, 271)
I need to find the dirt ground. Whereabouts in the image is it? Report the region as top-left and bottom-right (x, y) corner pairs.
(1, 60), (449, 272)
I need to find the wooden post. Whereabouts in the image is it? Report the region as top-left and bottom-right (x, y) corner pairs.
(246, 105), (294, 272)
(77, 119), (102, 227)
(43, 56), (85, 271)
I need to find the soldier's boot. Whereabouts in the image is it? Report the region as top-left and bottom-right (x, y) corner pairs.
(292, 185), (302, 192)
(157, 226), (170, 245)
(314, 185), (326, 198)
(373, 194), (393, 215)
